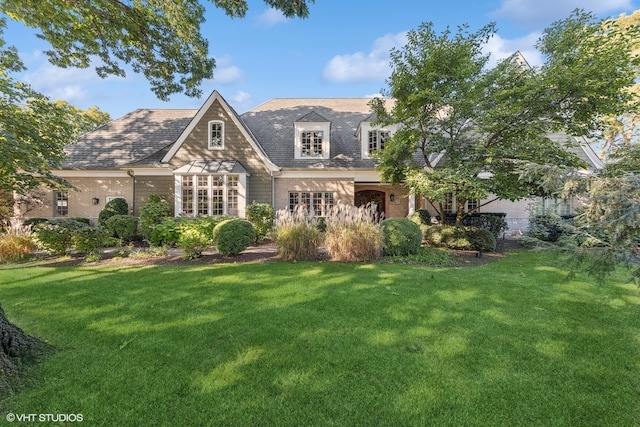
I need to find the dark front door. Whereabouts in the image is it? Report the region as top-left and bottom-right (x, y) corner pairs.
(355, 190), (386, 217)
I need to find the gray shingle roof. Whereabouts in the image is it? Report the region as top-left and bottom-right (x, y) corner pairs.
(241, 98), (384, 169)
(63, 109), (196, 169)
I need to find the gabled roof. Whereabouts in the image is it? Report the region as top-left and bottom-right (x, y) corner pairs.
(63, 109), (196, 169)
(161, 90), (279, 171)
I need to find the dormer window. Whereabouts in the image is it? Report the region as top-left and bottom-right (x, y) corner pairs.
(294, 111), (330, 160)
(301, 131), (324, 157)
(368, 130), (389, 154)
(208, 120), (224, 149)
(360, 122), (396, 159)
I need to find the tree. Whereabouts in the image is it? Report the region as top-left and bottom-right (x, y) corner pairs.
(0, 20), (110, 195)
(370, 10), (639, 225)
(1, 0), (315, 100)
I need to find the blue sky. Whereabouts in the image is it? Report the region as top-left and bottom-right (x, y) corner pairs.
(3, 0), (639, 119)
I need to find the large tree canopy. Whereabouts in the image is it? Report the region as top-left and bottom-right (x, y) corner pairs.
(0, 0), (315, 100)
(371, 10), (640, 224)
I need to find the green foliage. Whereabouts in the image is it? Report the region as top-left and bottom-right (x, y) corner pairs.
(104, 215), (138, 241)
(424, 225), (497, 252)
(149, 216), (185, 247)
(98, 198), (128, 227)
(34, 218), (88, 255)
(381, 218), (422, 257)
(212, 219), (256, 256)
(274, 207), (321, 261)
(245, 202), (275, 242)
(371, 10), (638, 224)
(71, 226), (109, 256)
(2, 1), (313, 100)
(409, 209), (431, 226)
(0, 19), (111, 194)
(323, 203), (384, 262)
(177, 228), (210, 260)
(527, 214), (572, 242)
(139, 195), (171, 239)
(462, 213), (508, 239)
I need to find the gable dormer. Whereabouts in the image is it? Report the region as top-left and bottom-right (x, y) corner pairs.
(294, 111), (330, 160)
(357, 115), (398, 159)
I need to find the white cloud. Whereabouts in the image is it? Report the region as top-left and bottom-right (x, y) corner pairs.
(492, 0), (633, 27)
(22, 59), (105, 104)
(484, 32), (543, 68)
(212, 55), (243, 84)
(322, 32), (407, 83)
(257, 8), (288, 27)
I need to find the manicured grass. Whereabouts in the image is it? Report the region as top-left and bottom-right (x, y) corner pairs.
(1, 252), (639, 426)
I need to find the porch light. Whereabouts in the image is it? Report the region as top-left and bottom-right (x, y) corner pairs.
(92, 197), (100, 205)
(390, 193), (395, 202)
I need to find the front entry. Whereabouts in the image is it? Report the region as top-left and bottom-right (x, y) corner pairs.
(355, 190), (386, 217)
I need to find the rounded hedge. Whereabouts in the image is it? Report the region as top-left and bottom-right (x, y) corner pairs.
(212, 219), (256, 256)
(423, 225), (496, 252)
(105, 215), (138, 241)
(381, 218), (422, 256)
(98, 198), (129, 226)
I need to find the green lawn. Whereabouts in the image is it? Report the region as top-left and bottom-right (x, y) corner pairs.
(1, 251), (639, 426)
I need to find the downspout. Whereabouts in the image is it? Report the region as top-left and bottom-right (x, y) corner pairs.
(127, 170), (135, 215)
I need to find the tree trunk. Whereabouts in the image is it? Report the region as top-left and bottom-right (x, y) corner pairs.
(0, 305), (52, 397)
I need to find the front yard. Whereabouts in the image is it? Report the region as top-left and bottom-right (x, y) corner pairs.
(1, 251), (639, 426)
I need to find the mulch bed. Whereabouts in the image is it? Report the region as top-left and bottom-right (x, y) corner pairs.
(31, 239), (522, 268)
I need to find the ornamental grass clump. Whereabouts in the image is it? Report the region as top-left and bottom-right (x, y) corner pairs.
(274, 206), (321, 261)
(0, 219), (36, 263)
(324, 202), (384, 262)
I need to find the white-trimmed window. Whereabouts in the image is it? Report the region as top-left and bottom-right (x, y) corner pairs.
(360, 122), (397, 159)
(55, 191), (68, 216)
(288, 191), (334, 216)
(208, 121), (224, 149)
(180, 174), (244, 217)
(301, 131), (324, 157)
(368, 130), (389, 154)
(294, 121), (330, 159)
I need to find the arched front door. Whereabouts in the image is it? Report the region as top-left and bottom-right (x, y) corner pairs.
(355, 190), (386, 217)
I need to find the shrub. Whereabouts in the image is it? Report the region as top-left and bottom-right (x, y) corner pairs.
(381, 218), (423, 257)
(462, 213), (508, 239)
(177, 228), (211, 259)
(72, 226), (110, 255)
(23, 218), (49, 228)
(527, 214), (573, 242)
(424, 225), (496, 252)
(324, 203), (384, 262)
(0, 220), (36, 263)
(149, 216), (186, 247)
(105, 215), (138, 241)
(246, 202), (275, 242)
(409, 209), (431, 226)
(35, 218), (88, 255)
(274, 207), (321, 261)
(139, 195), (171, 239)
(98, 198), (128, 226)
(212, 219), (256, 256)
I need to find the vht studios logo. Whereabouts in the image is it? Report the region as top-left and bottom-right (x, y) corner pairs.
(6, 413), (83, 423)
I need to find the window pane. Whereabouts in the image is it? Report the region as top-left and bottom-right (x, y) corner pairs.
(289, 192), (299, 211)
(301, 192), (311, 211)
(197, 189), (208, 215)
(379, 131), (389, 150)
(55, 192), (68, 216)
(210, 122), (223, 147)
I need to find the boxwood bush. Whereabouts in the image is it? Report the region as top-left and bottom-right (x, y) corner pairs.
(98, 198), (129, 226)
(424, 225), (496, 252)
(212, 219), (256, 256)
(381, 218), (422, 257)
(104, 215), (138, 241)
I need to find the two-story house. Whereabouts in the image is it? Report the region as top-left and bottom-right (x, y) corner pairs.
(18, 90), (603, 232)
